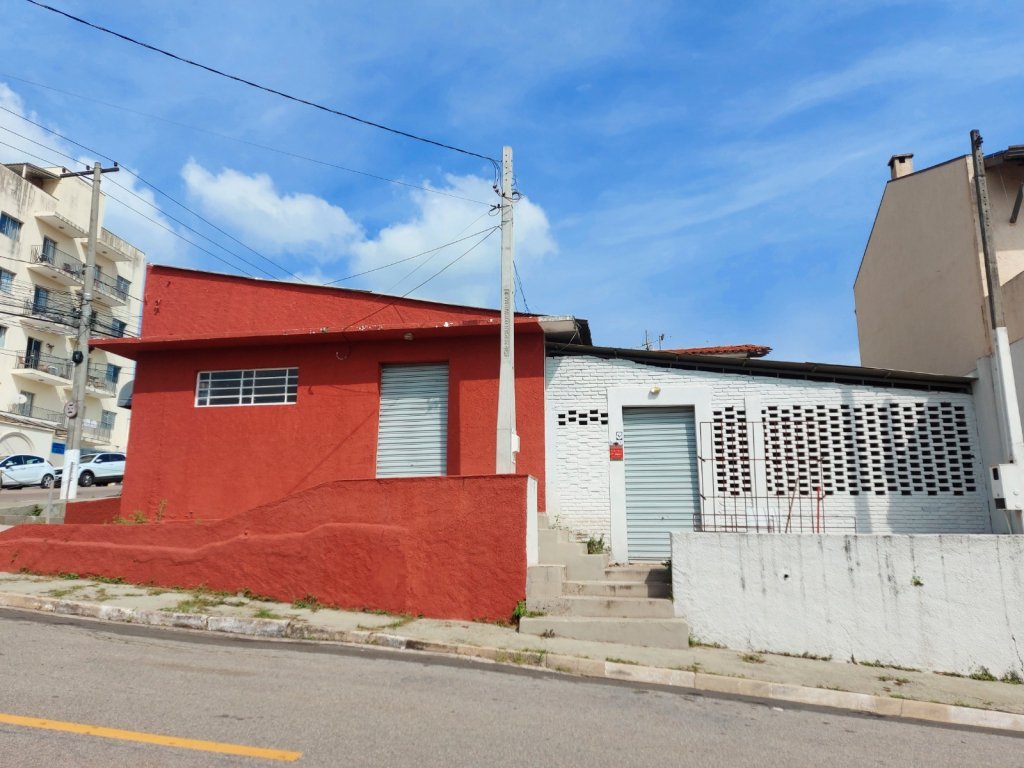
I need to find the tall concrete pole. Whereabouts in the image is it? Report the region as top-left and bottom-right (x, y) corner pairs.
(496, 146), (518, 473)
(59, 162), (118, 501)
(970, 130), (1024, 468)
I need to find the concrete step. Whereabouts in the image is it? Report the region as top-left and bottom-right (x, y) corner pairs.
(564, 553), (610, 581)
(526, 564), (565, 600)
(537, 513), (551, 529)
(604, 565), (671, 583)
(527, 595), (675, 619)
(519, 616), (690, 649)
(563, 580), (671, 598)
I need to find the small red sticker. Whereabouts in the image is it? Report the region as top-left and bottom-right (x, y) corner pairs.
(609, 444), (624, 461)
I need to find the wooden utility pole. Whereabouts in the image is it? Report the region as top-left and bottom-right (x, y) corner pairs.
(496, 146), (518, 473)
(59, 161), (119, 501)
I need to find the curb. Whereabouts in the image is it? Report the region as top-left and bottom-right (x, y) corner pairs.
(3, 591), (1023, 734)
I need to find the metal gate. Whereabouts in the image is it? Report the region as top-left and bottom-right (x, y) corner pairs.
(376, 364), (449, 478)
(623, 406), (700, 560)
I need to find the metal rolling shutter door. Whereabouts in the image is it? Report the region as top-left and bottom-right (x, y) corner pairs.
(376, 364), (449, 478)
(623, 406), (700, 560)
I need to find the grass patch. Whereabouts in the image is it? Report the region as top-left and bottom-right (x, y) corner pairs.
(90, 575), (125, 585)
(878, 675), (911, 686)
(586, 534), (609, 555)
(495, 649), (545, 666)
(606, 657), (640, 665)
(674, 662), (703, 673)
(1001, 671), (1023, 685)
(56, 572), (80, 580)
(510, 600), (544, 626)
(857, 659), (920, 672)
(740, 653), (765, 664)
(291, 594), (322, 612)
(252, 608), (285, 620)
(765, 649), (833, 662)
(45, 585), (85, 598)
(969, 667), (997, 682)
(689, 635), (725, 649)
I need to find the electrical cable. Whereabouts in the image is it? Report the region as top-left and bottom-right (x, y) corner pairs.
(25, 1), (499, 172)
(0, 77), (491, 206)
(513, 261), (531, 314)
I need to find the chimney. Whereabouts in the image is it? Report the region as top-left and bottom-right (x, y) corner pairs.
(888, 153), (914, 180)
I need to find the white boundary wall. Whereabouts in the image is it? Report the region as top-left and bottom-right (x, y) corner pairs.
(545, 355), (991, 555)
(672, 532), (1024, 676)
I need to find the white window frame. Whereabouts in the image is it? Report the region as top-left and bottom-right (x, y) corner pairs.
(195, 367), (298, 408)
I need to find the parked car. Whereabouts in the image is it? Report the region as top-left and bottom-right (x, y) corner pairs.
(0, 454), (57, 489)
(55, 452), (126, 488)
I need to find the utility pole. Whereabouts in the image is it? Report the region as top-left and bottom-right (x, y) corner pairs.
(59, 162), (118, 502)
(495, 146), (518, 473)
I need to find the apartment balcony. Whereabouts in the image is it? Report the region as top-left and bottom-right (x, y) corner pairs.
(90, 273), (131, 307)
(96, 228), (142, 263)
(13, 353), (73, 385)
(35, 210), (88, 239)
(66, 363), (119, 397)
(20, 299), (76, 336)
(6, 402), (66, 428)
(28, 244), (86, 288)
(82, 421), (113, 444)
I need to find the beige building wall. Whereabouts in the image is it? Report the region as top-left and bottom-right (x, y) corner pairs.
(856, 157), (989, 376)
(0, 164), (143, 465)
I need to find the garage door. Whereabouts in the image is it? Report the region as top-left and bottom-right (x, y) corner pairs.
(376, 364), (449, 477)
(623, 406), (700, 560)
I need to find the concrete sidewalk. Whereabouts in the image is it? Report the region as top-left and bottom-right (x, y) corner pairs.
(1, 572), (1022, 733)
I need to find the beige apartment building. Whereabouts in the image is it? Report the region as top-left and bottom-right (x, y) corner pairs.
(856, 146), (1024, 530)
(0, 162), (143, 463)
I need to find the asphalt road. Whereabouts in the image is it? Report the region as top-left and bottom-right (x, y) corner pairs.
(0, 483), (119, 510)
(0, 609), (1020, 768)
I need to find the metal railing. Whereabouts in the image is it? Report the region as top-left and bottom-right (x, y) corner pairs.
(86, 363), (119, 395)
(7, 401), (66, 426)
(30, 244), (84, 281)
(696, 419), (858, 534)
(15, 352), (72, 380)
(23, 298), (76, 330)
(93, 273), (130, 303)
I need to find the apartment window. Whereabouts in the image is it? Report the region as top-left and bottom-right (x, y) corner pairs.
(0, 212), (22, 241)
(195, 368), (298, 407)
(110, 319), (127, 338)
(41, 237), (57, 262)
(32, 286), (49, 315)
(105, 363), (121, 386)
(0, 269), (13, 295)
(0, 325), (7, 347)
(115, 275), (131, 300)
(100, 410), (116, 431)
(17, 391), (33, 417)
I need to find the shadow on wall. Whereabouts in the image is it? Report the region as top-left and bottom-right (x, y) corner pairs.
(0, 475), (531, 621)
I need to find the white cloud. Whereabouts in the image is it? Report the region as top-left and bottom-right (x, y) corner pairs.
(181, 160), (363, 261)
(182, 164), (557, 309)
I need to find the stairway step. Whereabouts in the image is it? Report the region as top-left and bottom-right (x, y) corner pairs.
(563, 580), (671, 598)
(536, 513), (551, 529)
(538, 527), (573, 547)
(519, 616), (690, 649)
(564, 553), (610, 581)
(527, 595), (674, 619)
(526, 564), (565, 599)
(604, 565), (671, 583)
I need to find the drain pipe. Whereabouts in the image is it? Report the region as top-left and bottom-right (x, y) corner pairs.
(971, 130), (1024, 531)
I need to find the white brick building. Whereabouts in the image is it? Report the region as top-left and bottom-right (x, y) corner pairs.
(544, 345), (990, 562)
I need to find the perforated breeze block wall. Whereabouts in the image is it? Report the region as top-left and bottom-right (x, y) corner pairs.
(0, 475), (530, 621)
(545, 355), (990, 537)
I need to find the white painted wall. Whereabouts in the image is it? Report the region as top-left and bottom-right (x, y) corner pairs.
(672, 532), (1024, 676)
(546, 355), (991, 547)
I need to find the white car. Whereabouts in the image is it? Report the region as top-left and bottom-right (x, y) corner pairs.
(0, 454), (57, 489)
(56, 452), (126, 487)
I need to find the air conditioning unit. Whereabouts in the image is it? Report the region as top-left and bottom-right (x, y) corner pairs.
(46, 365), (59, 376)
(991, 464), (1024, 512)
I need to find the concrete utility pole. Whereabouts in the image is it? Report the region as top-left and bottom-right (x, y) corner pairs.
(59, 162), (118, 502)
(970, 131), (1024, 467)
(495, 146), (519, 473)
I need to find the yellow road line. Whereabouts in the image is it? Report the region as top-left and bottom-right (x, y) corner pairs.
(0, 712), (302, 762)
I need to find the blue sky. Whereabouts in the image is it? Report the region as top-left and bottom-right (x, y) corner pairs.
(1, 0), (1022, 363)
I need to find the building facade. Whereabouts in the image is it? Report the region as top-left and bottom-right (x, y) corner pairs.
(0, 162), (143, 461)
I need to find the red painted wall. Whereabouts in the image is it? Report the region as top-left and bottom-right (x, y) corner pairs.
(0, 476), (529, 621)
(118, 330), (546, 522)
(142, 265), (503, 338)
(64, 497), (121, 525)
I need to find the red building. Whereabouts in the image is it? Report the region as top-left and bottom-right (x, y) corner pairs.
(94, 265), (574, 521)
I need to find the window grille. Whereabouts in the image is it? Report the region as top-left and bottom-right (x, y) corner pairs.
(196, 367), (298, 407)
(557, 408), (609, 427)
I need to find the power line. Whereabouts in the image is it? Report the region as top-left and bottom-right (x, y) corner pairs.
(25, 1), (499, 171)
(0, 73), (492, 207)
(513, 261), (531, 313)
(0, 121), (297, 281)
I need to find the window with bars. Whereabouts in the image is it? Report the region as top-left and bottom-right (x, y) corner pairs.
(0, 212), (22, 240)
(195, 367), (298, 407)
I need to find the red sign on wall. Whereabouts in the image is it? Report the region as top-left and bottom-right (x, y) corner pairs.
(609, 444), (624, 461)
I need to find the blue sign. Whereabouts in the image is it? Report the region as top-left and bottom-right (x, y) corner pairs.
(51, 442), (66, 455)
